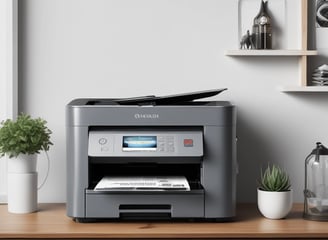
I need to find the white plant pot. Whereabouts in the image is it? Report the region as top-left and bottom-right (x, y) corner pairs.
(7, 153), (37, 173)
(7, 154), (38, 214)
(257, 188), (293, 219)
(7, 172), (37, 213)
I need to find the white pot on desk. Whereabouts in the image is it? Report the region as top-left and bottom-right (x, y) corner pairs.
(257, 188), (293, 219)
(7, 154), (38, 214)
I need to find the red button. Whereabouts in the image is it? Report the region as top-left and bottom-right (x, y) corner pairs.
(184, 139), (193, 147)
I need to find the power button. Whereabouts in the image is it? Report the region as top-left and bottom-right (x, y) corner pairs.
(98, 138), (107, 145)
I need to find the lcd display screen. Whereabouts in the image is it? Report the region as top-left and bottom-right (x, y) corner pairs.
(123, 136), (157, 151)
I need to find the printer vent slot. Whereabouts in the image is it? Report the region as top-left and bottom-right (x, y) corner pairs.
(119, 212), (171, 220)
(119, 204), (171, 210)
(119, 204), (172, 220)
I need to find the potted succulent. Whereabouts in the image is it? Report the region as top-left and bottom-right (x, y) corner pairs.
(257, 164), (293, 219)
(0, 114), (52, 213)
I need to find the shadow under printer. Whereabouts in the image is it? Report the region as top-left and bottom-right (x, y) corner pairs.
(66, 89), (237, 222)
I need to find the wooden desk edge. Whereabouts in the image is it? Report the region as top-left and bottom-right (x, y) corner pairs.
(1, 203), (328, 239)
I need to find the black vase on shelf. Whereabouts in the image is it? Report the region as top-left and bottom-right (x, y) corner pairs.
(252, 0), (272, 49)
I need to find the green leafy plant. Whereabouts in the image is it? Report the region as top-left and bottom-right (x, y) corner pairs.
(258, 164), (291, 192)
(0, 114), (52, 158)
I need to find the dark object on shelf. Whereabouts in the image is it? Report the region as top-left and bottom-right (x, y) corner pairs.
(311, 64), (328, 86)
(240, 30), (254, 49)
(304, 142), (328, 221)
(252, 0), (272, 49)
(316, 0), (328, 28)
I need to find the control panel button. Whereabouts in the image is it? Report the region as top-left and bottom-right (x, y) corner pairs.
(98, 138), (108, 145)
(168, 147), (175, 152)
(101, 146), (109, 152)
(184, 139), (193, 147)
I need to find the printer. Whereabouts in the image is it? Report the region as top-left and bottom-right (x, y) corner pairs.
(66, 89), (237, 222)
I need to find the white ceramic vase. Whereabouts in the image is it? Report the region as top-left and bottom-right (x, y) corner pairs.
(7, 154), (38, 214)
(257, 188), (293, 219)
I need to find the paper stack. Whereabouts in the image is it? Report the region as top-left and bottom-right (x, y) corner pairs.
(94, 176), (190, 191)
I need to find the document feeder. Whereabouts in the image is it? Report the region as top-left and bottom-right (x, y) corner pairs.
(66, 89), (236, 222)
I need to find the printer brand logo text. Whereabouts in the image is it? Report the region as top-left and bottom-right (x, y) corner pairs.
(134, 113), (159, 119)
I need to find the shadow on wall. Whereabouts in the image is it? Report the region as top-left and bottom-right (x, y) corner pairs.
(236, 112), (275, 203)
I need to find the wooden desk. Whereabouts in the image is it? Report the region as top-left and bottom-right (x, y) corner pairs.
(0, 203), (327, 239)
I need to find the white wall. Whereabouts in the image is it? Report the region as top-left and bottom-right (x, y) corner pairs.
(0, 0), (17, 203)
(19, 0), (328, 203)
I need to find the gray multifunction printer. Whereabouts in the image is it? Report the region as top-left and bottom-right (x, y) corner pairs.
(66, 89), (237, 222)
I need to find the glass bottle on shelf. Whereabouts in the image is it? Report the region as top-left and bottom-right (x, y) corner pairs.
(252, 0), (272, 49)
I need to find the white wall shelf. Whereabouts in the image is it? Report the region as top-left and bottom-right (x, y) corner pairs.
(278, 86), (328, 92)
(225, 50), (318, 56)
(228, 0), (321, 93)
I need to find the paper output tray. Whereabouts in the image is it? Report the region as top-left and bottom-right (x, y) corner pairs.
(85, 186), (204, 219)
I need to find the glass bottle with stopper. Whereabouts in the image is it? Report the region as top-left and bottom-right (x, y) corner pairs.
(304, 142), (328, 221)
(252, 0), (272, 49)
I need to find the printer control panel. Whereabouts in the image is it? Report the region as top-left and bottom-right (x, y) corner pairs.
(88, 130), (203, 157)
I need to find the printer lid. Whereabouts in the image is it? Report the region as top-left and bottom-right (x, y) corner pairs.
(86, 88), (227, 106)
